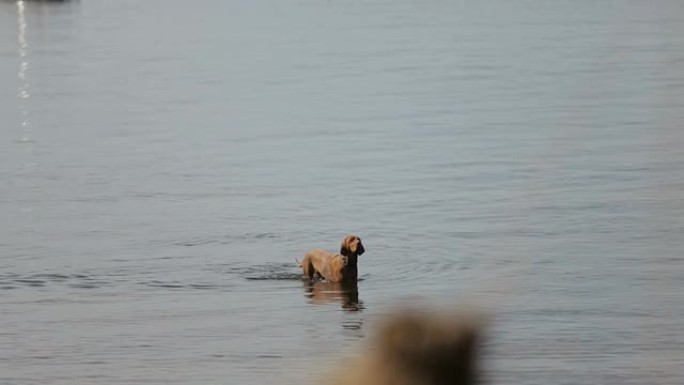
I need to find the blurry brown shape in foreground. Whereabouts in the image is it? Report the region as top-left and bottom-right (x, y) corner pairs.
(327, 308), (482, 385)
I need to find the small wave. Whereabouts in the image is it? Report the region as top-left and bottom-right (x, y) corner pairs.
(342, 321), (363, 330)
(256, 354), (283, 359)
(69, 283), (102, 289)
(32, 273), (70, 281)
(173, 232), (283, 248)
(228, 263), (302, 281)
(188, 283), (220, 290)
(174, 237), (218, 247)
(382, 255), (466, 282)
(14, 279), (46, 287)
(3, 271), (234, 292)
(6, 272), (111, 290)
(139, 280), (231, 291)
(245, 274), (302, 281)
(144, 280), (185, 289)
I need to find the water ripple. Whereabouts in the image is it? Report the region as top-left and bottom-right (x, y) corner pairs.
(0, 271), (234, 292)
(228, 263), (303, 281)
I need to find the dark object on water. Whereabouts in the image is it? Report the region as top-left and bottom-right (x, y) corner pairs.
(326, 308), (482, 385)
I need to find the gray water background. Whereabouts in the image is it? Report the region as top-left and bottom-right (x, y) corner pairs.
(1, 0), (683, 384)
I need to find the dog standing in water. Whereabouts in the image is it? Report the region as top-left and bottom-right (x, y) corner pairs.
(299, 235), (365, 282)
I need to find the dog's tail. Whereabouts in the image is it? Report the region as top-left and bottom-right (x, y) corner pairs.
(295, 258), (302, 268)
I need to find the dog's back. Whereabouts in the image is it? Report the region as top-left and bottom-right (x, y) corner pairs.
(300, 248), (334, 279)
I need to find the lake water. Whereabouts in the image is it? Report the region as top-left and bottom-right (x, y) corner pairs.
(1, 0), (683, 384)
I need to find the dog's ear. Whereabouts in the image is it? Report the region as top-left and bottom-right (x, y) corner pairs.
(340, 236), (351, 256)
(357, 238), (365, 256)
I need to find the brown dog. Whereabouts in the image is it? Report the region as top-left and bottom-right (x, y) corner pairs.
(299, 235), (365, 282)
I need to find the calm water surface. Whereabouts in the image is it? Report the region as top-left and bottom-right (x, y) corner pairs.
(1, 0), (683, 384)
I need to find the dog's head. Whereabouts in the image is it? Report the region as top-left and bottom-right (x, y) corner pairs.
(340, 235), (365, 257)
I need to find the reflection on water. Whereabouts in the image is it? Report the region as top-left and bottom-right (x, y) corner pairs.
(303, 280), (363, 312)
(16, 0), (30, 136)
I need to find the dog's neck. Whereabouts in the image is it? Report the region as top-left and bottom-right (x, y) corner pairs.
(343, 254), (359, 268)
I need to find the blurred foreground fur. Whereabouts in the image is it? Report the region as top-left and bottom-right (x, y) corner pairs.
(326, 308), (481, 385)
